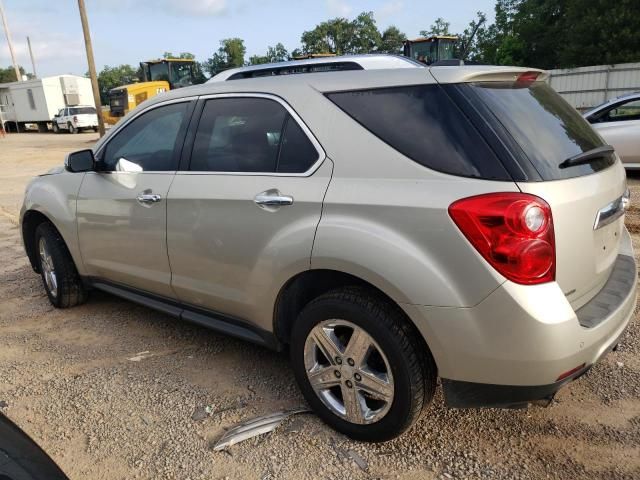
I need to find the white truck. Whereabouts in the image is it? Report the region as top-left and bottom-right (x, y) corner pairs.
(52, 105), (99, 133)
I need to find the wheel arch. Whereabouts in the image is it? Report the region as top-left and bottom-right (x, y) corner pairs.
(22, 210), (57, 273)
(273, 269), (435, 371)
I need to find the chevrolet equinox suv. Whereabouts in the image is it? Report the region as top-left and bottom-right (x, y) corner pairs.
(20, 59), (637, 442)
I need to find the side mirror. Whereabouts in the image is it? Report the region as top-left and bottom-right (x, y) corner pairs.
(64, 149), (95, 173)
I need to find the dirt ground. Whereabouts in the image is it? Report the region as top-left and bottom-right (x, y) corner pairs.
(1, 132), (639, 480)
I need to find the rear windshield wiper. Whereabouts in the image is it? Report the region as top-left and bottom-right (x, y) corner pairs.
(559, 145), (615, 169)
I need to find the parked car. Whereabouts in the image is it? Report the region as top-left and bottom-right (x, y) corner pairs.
(51, 105), (98, 134)
(20, 57), (636, 442)
(583, 92), (640, 169)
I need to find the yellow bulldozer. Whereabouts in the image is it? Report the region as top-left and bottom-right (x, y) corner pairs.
(402, 35), (459, 65)
(103, 58), (196, 125)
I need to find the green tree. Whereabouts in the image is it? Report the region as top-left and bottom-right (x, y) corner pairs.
(559, 0), (640, 67)
(458, 12), (488, 60)
(204, 38), (246, 76)
(420, 17), (451, 37)
(248, 43), (289, 65)
(301, 17), (354, 54)
(95, 64), (138, 103)
(379, 26), (407, 54)
(350, 12), (382, 54)
(0, 66), (26, 83)
(162, 52), (196, 59)
(300, 11), (385, 55)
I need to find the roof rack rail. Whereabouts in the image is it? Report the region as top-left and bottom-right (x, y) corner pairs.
(227, 61), (363, 80)
(208, 54), (424, 82)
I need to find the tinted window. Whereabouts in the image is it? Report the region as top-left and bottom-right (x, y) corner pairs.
(326, 85), (509, 179)
(70, 107), (96, 115)
(603, 99), (640, 122)
(102, 102), (188, 172)
(190, 98), (287, 172)
(464, 82), (612, 180)
(277, 117), (319, 173)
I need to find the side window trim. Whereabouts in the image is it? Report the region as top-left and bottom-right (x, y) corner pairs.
(95, 97), (197, 173)
(180, 93), (326, 177)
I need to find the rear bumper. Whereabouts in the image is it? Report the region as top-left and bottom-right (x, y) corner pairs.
(441, 326), (622, 408)
(402, 227), (637, 405)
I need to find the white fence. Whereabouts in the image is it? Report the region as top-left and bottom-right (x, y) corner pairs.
(547, 62), (640, 110)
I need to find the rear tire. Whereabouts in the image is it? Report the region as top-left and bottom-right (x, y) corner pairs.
(68, 123), (77, 134)
(290, 287), (436, 442)
(35, 222), (87, 308)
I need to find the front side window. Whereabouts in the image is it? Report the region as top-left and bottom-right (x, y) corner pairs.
(190, 97), (319, 173)
(102, 102), (188, 172)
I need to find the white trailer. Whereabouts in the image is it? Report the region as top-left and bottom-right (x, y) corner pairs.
(0, 75), (95, 132)
(547, 62), (640, 111)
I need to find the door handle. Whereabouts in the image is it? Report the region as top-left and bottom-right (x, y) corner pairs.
(254, 190), (294, 209)
(136, 193), (162, 204)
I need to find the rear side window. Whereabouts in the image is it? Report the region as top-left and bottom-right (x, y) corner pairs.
(461, 81), (612, 180)
(190, 97), (319, 173)
(326, 85), (510, 180)
(70, 107), (96, 115)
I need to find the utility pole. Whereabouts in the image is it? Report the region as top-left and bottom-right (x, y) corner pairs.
(27, 36), (37, 78)
(77, 0), (105, 136)
(0, 0), (21, 82)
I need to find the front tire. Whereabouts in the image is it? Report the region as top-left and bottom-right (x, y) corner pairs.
(35, 223), (87, 308)
(52, 123), (59, 133)
(290, 287), (436, 442)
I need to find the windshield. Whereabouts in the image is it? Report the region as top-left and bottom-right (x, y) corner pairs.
(170, 62), (193, 87)
(149, 62), (170, 82)
(409, 42), (435, 64)
(69, 107), (96, 115)
(463, 81), (613, 180)
(437, 40), (456, 61)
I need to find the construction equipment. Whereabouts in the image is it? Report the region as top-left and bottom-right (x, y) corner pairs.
(104, 58), (196, 124)
(403, 36), (459, 65)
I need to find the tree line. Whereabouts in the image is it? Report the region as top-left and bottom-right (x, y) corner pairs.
(2, 0), (637, 98)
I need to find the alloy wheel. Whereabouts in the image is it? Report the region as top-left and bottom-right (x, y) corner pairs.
(38, 237), (58, 298)
(303, 319), (394, 424)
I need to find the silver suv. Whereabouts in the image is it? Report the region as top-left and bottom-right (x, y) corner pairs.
(20, 58), (637, 442)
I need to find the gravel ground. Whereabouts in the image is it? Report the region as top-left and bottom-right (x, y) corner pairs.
(0, 133), (639, 479)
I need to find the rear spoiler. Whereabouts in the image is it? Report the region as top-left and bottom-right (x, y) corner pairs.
(429, 66), (548, 84)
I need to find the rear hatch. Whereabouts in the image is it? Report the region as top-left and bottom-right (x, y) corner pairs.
(70, 106), (98, 125)
(436, 69), (626, 309)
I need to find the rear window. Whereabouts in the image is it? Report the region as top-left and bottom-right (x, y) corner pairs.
(326, 85), (511, 180)
(461, 81), (613, 180)
(69, 107), (96, 115)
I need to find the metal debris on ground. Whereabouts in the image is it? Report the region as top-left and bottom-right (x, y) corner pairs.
(0, 400), (7, 409)
(127, 351), (152, 362)
(212, 407), (310, 451)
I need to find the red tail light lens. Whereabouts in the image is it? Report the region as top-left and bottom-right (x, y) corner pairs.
(73, 116), (78, 123)
(449, 193), (555, 285)
(516, 71), (540, 85)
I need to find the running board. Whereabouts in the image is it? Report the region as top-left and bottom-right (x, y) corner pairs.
(90, 280), (279, 349)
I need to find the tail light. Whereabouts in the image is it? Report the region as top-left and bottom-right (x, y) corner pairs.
(449, 193), (555, 285)
(73, 116), (78, 123)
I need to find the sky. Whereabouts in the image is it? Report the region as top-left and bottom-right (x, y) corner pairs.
(0, 0), (495, 78)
